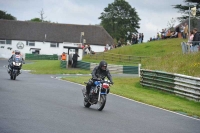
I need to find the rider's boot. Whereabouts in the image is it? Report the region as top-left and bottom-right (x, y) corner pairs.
(7, 66), (11, 73)
(84, 87), (90, 101)
(84, 93), (89, 101)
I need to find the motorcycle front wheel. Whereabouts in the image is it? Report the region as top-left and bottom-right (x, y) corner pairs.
(97, 95), (106, 111)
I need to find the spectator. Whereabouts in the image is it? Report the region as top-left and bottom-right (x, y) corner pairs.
(117, 40), (121, 47)
(72, 51), (79, 68)
(105, 44), (109, 51)
(131, 34), (136, 44)
(141, 33), (144, 43)
(157, 33), (161, 40)
(180, 24), (185, 38)
(170, 30), (178, 38)
(160, 29), (165, 39)
(138, 33), (142, 43)
(165, 30), (171, 39)
(184, 23), (188, 39)
(61, 52), (66, 61)
(187, 31), (194, 52)
(191, 28), (199, 52)
(88, 44), (91, 53)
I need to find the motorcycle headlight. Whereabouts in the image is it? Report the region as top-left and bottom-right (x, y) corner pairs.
(13, 62), (15, 65)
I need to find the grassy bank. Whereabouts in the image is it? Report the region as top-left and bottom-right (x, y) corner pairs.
(83, 38), (200, 77)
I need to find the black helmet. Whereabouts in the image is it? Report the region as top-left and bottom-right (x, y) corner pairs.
(15, 50), (20, 55)
(99, 60), (107, 70)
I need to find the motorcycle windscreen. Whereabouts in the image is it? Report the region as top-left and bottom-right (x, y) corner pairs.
(13, 55), (22, 63)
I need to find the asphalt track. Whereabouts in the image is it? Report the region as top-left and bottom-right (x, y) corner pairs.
(0, 59), (199, 133)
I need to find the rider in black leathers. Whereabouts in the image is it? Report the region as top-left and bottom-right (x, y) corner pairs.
(8, 50), (24, 74)
(85, 60), (113, 100)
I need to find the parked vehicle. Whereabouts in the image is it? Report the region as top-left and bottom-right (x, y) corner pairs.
(82, 79), (111, 111)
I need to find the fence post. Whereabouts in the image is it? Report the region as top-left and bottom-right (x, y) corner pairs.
(138, 64), (141, 77)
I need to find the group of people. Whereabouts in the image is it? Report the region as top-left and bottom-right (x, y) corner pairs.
(61, 51), (79, 68)
(149, 23), (189, 41)
(186, 28), (200, 52)
(131, 33), (144, 44)
(82, 44), (95, 55)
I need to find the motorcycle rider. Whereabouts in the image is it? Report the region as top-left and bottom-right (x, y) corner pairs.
(8, 50), (23, 74)
(85, 60), (114, 100)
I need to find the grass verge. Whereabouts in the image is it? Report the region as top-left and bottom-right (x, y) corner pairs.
(22, 60), (91, 74)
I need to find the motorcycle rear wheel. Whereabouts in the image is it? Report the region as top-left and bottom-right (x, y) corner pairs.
(97, 95), (106, 111)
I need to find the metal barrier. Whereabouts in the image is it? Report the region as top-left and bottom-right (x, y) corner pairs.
(77, 61), (140, 74)
(25, 54), (58, 60)
(140, 69), (200, 102)
(181, 41), (200, 54)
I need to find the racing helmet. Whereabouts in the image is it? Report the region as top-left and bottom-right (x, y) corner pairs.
(15, 50), (20, 55)
(99, 60), (107, 71)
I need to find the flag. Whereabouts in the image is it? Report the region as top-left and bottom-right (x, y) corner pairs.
(191, 6), (196, 17)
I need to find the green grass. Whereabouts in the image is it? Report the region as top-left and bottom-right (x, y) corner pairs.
(22, 60), (90, 74)
(83, 38), (200, 77)
(63, 76), (200, 118)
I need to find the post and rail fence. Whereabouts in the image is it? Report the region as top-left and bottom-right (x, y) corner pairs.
(85, 52), (147, 65)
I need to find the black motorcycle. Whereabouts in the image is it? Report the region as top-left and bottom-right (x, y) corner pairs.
(82, 79), (111, 111)
(8, 55), (23, 80)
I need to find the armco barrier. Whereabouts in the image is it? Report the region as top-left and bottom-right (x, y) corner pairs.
(77, 61), (139, 74)
(25, 54), (58, 60)
(140, 69), (200, 101)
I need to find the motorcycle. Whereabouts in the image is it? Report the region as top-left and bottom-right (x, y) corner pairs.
(8, 55), (23, 80)
(82, 79), (111, 111)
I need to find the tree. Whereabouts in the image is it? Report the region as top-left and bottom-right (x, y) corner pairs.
(0, 10), (16, 20)
(29, 9), (52, 23)
(167, 18), (176, 31)
(30, 18), (42, 22)
(173, 0), (200, 21)
(99, 0), (140, 42)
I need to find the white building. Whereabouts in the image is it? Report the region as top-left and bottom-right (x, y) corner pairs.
(0, 20), (114, 59)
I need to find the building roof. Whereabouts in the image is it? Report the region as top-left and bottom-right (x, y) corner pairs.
(0, 19), (113, 45)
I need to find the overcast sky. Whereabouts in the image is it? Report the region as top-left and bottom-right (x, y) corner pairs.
(0, 0), (185, 42)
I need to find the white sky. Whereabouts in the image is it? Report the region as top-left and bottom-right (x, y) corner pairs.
(0, 0), (185, 42)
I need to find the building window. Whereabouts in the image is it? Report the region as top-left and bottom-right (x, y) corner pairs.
(0, 40), (5, 44)
(50, 43), (59, 48)
(0, 40), (11, 44)
(6, 40), (12, 44)
(26, 41), (35, 46)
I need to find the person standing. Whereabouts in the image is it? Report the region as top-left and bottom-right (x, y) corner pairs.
(180, 25), (185, 38)
(184, 23), (188, 39)
(191, 28), (199, 52)
(72, 51), (79, 68)
(61, 52), (66, 61)
(141, 33), (144, 43)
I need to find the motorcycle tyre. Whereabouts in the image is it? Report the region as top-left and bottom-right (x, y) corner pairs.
(84, 100), (91, 108)
(97, 95), (106, 111)
(13, 75), (16, 80)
